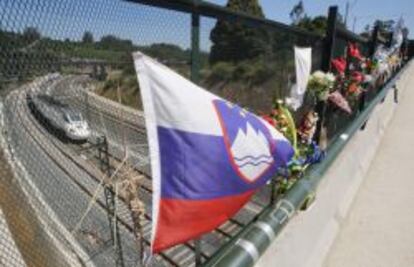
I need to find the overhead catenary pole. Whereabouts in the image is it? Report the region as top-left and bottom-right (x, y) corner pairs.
(99, 136), (125, 267)
(344, 1), (350, 27)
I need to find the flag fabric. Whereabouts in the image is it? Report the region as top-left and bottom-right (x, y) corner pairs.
(133, 52), (294, 253)
(286, 47), (312, 111)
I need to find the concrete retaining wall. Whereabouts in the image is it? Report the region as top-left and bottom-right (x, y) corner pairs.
(255, 61), (414, 267)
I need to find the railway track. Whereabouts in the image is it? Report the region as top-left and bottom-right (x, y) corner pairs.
(11, 80), (196, 266)
(37, 77), (256, 262)
(4, 75), (275, 266)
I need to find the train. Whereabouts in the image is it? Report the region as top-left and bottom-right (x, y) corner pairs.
(27, 93), (91, 141)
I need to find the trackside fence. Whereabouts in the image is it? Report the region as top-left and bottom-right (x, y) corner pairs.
(0, 1), (412, 267)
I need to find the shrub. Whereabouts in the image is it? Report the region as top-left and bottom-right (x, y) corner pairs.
(208, 62), (235, 82)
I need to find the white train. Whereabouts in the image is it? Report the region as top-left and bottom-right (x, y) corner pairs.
(28, 93), (91, 141)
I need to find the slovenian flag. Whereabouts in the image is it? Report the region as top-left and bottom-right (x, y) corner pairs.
(133, 52), (294, 253)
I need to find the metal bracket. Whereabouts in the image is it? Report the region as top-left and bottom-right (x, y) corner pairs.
(394, 85), (399, 103)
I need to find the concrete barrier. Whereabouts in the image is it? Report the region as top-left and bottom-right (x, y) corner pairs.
(255, 61), (414, 267)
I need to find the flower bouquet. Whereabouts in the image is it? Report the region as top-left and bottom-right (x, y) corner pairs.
(331, 57), (347, 75)
(261, 100), (298, 156)
(307, 71), (336, 101)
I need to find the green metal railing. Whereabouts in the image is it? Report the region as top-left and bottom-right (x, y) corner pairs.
(202, 59), (412, 266)
(0, 1), (412, 267)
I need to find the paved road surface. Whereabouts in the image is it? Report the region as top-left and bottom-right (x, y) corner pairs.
(323, 77), (414, 266)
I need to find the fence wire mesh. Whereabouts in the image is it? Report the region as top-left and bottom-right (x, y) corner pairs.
(0, 0), (408, 267)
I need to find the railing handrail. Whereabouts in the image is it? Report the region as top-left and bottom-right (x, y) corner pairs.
(336, 26), (370, 44)
(125, 0), (324, 39)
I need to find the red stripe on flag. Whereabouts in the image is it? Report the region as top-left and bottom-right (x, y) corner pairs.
(153, 190), (255, 252)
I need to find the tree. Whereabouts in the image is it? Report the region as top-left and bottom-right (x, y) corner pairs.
(98, 35), (134, 51)
(82, 31), (94, 44)
(296, 16), (328, 36)
(23, 27), (41, 42)
(209, 0), (269, 64)
(290, 1), (305, 25)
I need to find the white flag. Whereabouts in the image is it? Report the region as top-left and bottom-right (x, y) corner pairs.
(286, 47), (312, 110)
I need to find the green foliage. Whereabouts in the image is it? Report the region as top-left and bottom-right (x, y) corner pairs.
(209, 0), (270, 64)
(97, 35), (134, 51)
(82, 31), (94, 44)
(142, 43), (190, 63)
(227, 0), (264, 15)
(208, 62), (235, 81)
(296, 16), (327, 35)
(0, 27), (199, 81)
(207, 58), (275, 85)
(97, 71), (141, 109)
(23, 27), (41, 42)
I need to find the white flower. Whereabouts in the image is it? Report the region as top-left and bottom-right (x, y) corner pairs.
(312, 71), (325, 80)
(325, 73), (336, 83)
(364, 74), (373, 83)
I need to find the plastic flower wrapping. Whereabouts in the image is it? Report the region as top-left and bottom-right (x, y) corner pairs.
(328, 90), (352, 114)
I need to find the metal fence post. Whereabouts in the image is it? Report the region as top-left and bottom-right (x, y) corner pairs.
(191, 0), (201, 83)
(314, 6), (338, 144)
(191, 1), (203, 266)
(98, 136), (125, 267)
(359, 24), (379, 113)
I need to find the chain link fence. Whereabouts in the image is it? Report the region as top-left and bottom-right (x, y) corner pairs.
(0, 1), (410, 267)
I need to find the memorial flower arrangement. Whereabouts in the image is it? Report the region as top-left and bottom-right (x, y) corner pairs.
(328, 91), (352, 114)
(331, 57), (347, 75)
(262, 100), (298, 155)
(261, 100), (325, 186)
(328, 43), (371, 110)
(263, 39), (406, 196)
(307, 71), (336, 101)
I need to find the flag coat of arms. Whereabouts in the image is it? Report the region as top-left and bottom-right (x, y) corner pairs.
(133, 52), (294, 252)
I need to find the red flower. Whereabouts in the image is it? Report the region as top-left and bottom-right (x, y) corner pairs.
(348, 43), (363, 61)
(348, 82), (361, 95)
(364, 59), (373, 71)
(352, 71), (364, 83)
(331, 57), (347, 74)
(262, 115), (277, 127)
(271, 108), (279, 116)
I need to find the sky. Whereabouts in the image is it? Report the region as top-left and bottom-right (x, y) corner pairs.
(207, 0), (413, 36)
(0, 0), (412, 52)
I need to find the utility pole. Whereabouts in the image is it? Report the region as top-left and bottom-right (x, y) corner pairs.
(353, 16), (357, 32)
(344, 1), (350, 27)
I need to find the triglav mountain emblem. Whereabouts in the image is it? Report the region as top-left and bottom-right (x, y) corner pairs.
(213, 100), (276, 183)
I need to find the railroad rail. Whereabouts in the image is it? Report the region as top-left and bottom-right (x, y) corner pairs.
(3, 75), (277, 266)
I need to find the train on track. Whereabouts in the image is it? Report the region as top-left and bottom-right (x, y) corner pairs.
(27, 93), (91, 141)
